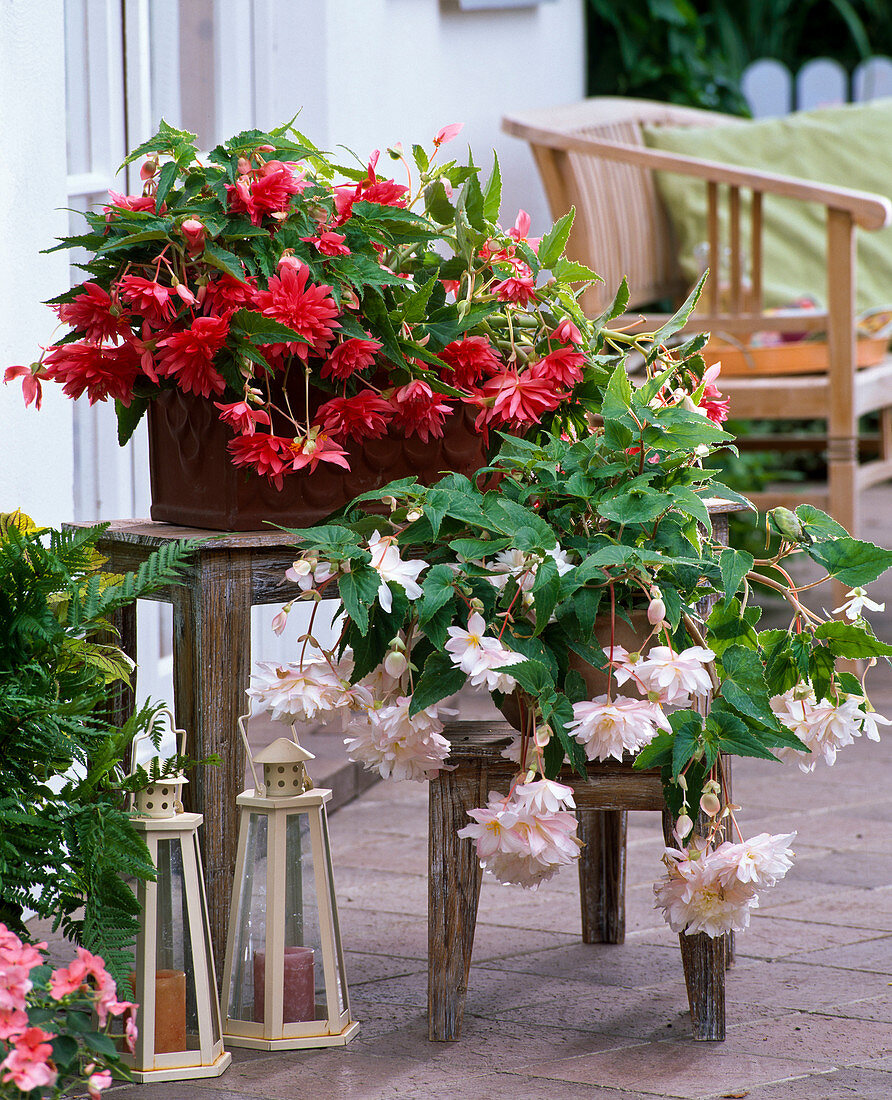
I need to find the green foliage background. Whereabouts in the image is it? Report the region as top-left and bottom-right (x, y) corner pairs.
(0, 516), (196, 980)
(585, 0), (891, 115)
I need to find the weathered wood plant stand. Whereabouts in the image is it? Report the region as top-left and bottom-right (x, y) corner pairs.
(428, 720), (730, 1043)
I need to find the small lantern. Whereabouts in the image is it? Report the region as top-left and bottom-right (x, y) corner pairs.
(125, 713), (231, 1082)
(221, 716), (359, 1049)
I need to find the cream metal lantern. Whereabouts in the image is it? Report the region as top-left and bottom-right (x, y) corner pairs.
(125, 713), (231, 1082)
(221, 716), (359, 1050)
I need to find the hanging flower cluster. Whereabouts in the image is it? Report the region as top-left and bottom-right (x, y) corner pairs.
(239, 247), (892, 940)
(8, 118), (614, 486)
(0, 925), (135, 1098)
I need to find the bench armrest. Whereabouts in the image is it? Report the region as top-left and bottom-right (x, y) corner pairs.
(502, 116), (892, 231)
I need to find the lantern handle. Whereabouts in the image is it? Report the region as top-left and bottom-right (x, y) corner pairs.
(238, 712), (263, 795)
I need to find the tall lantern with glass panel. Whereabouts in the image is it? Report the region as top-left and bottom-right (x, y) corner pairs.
(126, 742), (231, 1082)
(221, 722), (359, 1049)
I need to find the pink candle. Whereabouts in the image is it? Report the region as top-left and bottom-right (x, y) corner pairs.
(253, 946), (315, 1024)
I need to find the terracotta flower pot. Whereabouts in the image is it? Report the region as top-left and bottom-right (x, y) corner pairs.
(147, 388), (489, 531)
(499, 611), (652, 732)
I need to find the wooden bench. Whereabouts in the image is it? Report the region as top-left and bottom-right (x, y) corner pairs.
(502, 97), (892, 541)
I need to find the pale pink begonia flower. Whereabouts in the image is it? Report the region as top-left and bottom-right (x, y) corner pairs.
(709, 833), (796, 889)
(247, 656), (357, 723)
(486, 546), (573, 593)
(444, 612), (526, 693)
(566, 695), (671, 762)
(0, 1005), (28, 1041)
(344, 697), (449, 781)
(770, 684), (889, 771)
(270, 607), (289, 636)
(512, 778), (576, 815)
(617, 645), (715, 705)
(654, 845), (760, 937)
(832, 586), (885, 620)
(458, 786), (582, 889)
(367, 531), (427, 613)
(284, 557), (337, 591)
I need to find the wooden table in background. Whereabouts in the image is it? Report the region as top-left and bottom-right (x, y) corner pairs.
(68, 520), (303, 974)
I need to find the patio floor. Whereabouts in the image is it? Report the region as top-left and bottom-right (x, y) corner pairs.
(108, 487), (892, 1099)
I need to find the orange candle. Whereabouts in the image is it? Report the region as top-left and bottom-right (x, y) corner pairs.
(253, 947), (315, 1024)
(154, 969), (187, 1053)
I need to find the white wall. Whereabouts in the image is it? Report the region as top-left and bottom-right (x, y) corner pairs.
(259, 0), (585, 238)
(0, 2), (73, 527)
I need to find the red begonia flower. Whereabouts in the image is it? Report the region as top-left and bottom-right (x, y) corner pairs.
(56, 283), (130, 343)
(117, 274), (176, 329)
(389, 380), (454, 443)
(314, 392), (393, 441)
(155, 315), (229, 398)
(438, 336), (503, 390)
(254, 262), (340, 361)
(43, 342), (141, 406)
(321, 337), (381, 382)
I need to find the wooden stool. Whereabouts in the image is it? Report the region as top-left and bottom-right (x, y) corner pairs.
(67, 520), (303, 974)
(428, 721), (730, 1043)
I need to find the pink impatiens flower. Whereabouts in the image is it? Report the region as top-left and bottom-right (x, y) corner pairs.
(0, 1027), (58, 1093)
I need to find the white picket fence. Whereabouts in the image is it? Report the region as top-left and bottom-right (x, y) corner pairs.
(742, 55), (892, 118)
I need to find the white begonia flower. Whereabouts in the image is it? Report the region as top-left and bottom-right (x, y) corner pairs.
(444, 612), (526, 693)
(343, 697), (449, 782)
(770, 684), (887, 771)
(710, 833), (796, 889)
(618, 645), (715, 705)
(832, 586), (885, 620)
(566, 695), (672, 762)
(247, 655), (356, 723)
(285, 558), (337, 592)
(655, 831), (796, 937)
(512, 778), (576, 815)
(486, 545), (574, 592)
(654, 846), (760, 937)
(383, 649), (408, 679)
(366, 530), (427, 613)
(458, 786), (583, 889)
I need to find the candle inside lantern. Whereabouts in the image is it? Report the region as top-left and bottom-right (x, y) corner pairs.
(252, 946), (315, 1023)
(154, 969), (187, 1053)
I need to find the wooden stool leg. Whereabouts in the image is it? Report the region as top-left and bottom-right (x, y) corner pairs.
(428, 759), (487, 1041)
(577, 810), (627, 944)
(662, 808), (726, 1040)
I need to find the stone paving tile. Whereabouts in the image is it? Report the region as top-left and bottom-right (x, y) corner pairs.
(474, 941), (689, 989)
(395, 1072), (650, 1099)
(785, 932), (892, 974)
(519, 1040), (828, 1099)
(716, 1063), (892, 1099)
(816, 991), (892, 1023)
(720, 1008), (892, 1063)
(720, 958), (892, 1013)
(338, 903), (580, 963)
(764, 887), (892, 931)
(729, 914), (885, 960)
(330, 828), (428, 875)
(344, 949), (427, 985)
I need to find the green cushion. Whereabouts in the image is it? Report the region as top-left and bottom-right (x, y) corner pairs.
(642, 98), (892, 313)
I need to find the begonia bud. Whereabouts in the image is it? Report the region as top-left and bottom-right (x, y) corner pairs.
(384, 650), (408, 678)
(699, 792), (721, 817)
(647, 597), (666, 626)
